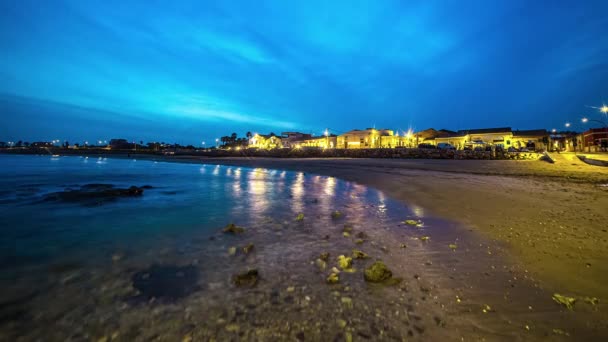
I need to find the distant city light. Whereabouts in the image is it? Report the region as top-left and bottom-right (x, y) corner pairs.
(565, 123), (570, 128)
(581, 118), (588, 123)
(551, 128), (557, 133)
(601, 105), (608, 114)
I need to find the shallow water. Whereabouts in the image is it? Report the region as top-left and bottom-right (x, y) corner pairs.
(0, 155), (605, 341)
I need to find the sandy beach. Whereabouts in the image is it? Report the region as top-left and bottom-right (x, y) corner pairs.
(136, 153), (608, 303)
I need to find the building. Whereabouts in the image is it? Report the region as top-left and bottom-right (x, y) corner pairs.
(511, 129), (549, 151)
(581, 128), (608, 152)
(432, 128), (548, 151)
(249, 133), (283, 149)
(294, 134), (338, 148)
(337, 128), (395, 149)
(281, 132), (312, 148)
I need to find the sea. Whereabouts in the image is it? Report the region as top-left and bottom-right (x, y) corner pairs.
(0, 154), (600, 341)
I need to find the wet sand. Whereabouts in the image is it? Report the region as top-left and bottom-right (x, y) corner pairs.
(137, 154), (608, 330)
(171, 156), (608, 298)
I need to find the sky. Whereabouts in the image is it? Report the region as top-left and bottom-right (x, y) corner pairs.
(1, 0), (607, 145)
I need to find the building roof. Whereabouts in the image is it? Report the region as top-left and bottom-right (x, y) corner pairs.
(458, 127), (512, 135)
(512, 129), (548, 137)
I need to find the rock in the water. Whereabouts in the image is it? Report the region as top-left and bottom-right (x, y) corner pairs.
(232, 269), (259, 287)
(319, 252), (330, 261)
(222, 223), (245, 234)
(130, 264), (199, 302)
(43, 184), (145, 206)
(364, 261), (393, 283)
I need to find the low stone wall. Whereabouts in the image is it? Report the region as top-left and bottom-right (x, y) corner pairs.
(1, 147), (542, 160)
(190, 148), (542, 160)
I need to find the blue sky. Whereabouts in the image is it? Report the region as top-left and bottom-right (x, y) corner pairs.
(1, 0), (607, 144)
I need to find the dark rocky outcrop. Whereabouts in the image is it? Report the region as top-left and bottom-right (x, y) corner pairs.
(42, 184), (145, 206)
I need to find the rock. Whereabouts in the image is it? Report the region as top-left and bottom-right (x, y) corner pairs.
(228, 247), (237, 256)
(403, 219), (423, 227)
(399, 244), (407, 249)
(242, 243), (254, 254)
(232, 269), (259, 287)
(364, 261), (393, 283)
(352, 249), (369, 259)
(337, 319), (347, 328)
(448, 244), (457, 250)
(343, 224), (353, 233)
(223, 223), (245, 234)
(225, 324), (240, 332)
(338, 255), (353, 270)
(319, 252), (330, 261)
(355, 239), (364, 245)
(295, 213), (305, 221)
(331, 211), (343, 219)
(420, 236), (430, 242)
(552, 293), (576, 309)
(331, 267), (341, 274)
(286, 286), (295, 292)
(315, 258), (327, 270)
(43, 184), (145, 206)
(584, 297), (599, 305)
(341, 296), (353, 308)
(327, 273), (340, 284)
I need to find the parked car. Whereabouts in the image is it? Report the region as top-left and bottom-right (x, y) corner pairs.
(417, 143), (436, 149)
(437, 143), (455, 150)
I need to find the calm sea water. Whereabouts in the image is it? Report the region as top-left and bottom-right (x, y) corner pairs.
(0, 155), (600, 341)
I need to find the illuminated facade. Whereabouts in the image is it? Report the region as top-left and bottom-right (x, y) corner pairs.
(337, 128), (399, 149)
(249, 134), (283, 149)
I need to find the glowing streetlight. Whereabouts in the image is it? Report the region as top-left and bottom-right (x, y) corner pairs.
(551, 128), (557, 133)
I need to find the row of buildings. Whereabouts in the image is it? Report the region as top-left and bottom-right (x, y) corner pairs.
(247, 127), (608, 152)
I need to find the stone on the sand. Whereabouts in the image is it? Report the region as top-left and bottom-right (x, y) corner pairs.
(315, 258), (327, 271)
(364, 261), (393, 283)
(352, 249), (369, 259)
(552, 293), (576, 310)
(343, 224), (353, 233)
(337, 255), (353, 270)
(232, 269), (259, 287)
(242, 243), (254, 254)
(222, 223), (245, 234)
(319, 252), (330, 261)
(331, 211), (343, 219)
(295, 213), (305, 221)
(327, 273), (340, 284)
(228, 247), (237, 256)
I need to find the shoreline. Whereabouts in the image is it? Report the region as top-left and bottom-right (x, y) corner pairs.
(5, 153), (608, 298)
(54, 153), (608, 301)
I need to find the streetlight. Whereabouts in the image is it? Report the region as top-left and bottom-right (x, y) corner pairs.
(551, 128), (557, 133)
